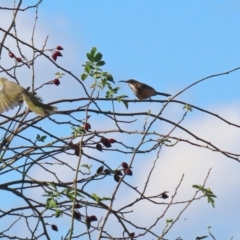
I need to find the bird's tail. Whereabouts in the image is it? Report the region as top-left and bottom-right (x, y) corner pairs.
(156, 92), (171, 97)
(23, 92), (57, 116)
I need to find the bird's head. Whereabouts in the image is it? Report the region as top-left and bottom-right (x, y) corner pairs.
(119, 79), (138, 85)
(0, 77), (8, 84)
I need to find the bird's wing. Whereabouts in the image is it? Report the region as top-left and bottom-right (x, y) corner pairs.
(0, 80), (24, 113)
(140, 83), (154, 90)
(0, 91), (20, 112)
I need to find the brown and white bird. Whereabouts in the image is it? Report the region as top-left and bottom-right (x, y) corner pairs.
(119, 79), (171, 100)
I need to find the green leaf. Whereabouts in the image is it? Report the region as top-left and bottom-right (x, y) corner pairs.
(47, 182), (57, 190)
(87, 64), (95, 69)
(76, 192), (85, 198)
(166, 219), (173, 223)
(210, 194), (217, 198)
(93, 72), (102, 79)
(81, 73), (88, 81)
(105, 86), (120, 99)
(196, 236), (208, 240)
(96, 61), (105, 66)
(55, 209), (62, 218)
(183, 104), (193, 112)
(101, 197), (112, 201)
(91, 194), (111, 204)
(92, 193), (100, 204)
(46, 198), (57, 209)
(106, 73), (114, 82)
(117, 95), (128, 99)
(90, 47), (97, 56)
(94, 52), (102, 62)
(86, 53), (95, 62)
(65, 189), (75, 201)
(36, 134), (47, 142)
(41, 136), (47, 142)
(192, 184), (216, 208)
(55, 72), (65, 78)
(105, 91), (112, 99)
(122, 100), (128, 109)
(192, 184), (201, 189)
(85, 65), (91, 74)
(111, 86), (119, 94)
(90, 83), (96, 88)
(101, 78), (108, 88)
(71, 126), (86, 136)
(82, 63), (95, 69)
(81, 164), (92, 170)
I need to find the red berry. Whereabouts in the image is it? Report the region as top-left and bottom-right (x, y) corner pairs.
(74, 211), (81, 220)
(52, 53), (57, 61)
(96, 143), (103, 151)
(96, 166), (104, 174)
(103, 169), (111, 175)
(68, 140), (74, 148)
(8, 52), (15, 58)
(122, 162), (128, 169)
(53, 78), (60, 86)
(56, 46), (64, 50)
(51, 224), (58, 231)
(73, 144), (83, 156)
(84, 123), (91, 130)
(125, 168), (133, 176)
(115, 170), (123, 176)
(16, 57), (22, 62)
(129, 232), (135, 238)
(109, 138), (116, 143)
(100, 137), (111, 148)
(162, 193), (169, 199)
(54, 51), (62, 57)
(114, 173), (120, 182)
(90, 215), (98, 222)
(75, 203), (82, 209)
(74, 148), (80, 156)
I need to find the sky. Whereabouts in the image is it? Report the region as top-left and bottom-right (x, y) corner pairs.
(1, 0), (240, 239)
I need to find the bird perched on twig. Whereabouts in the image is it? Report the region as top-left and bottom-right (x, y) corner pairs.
(119, 79), (171, 100)
(0, 77), (57, 116)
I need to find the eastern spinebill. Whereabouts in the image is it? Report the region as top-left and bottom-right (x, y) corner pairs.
(119, 79), (171, 100)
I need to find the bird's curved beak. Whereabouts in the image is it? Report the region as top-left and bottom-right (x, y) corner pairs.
(119, 80), (127, 83)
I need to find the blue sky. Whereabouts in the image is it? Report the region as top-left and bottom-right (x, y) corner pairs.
(1, 0), (240, 239)
(37, 0), (240, 105)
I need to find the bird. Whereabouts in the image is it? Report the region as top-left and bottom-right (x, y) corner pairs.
(0, 77), (57, 116)
(119, 79), (171, 100)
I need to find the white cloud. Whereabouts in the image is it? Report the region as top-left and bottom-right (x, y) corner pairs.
(116, 102), (240, 238)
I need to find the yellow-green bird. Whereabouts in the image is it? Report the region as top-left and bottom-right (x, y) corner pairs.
(0, 77), (57, 116)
